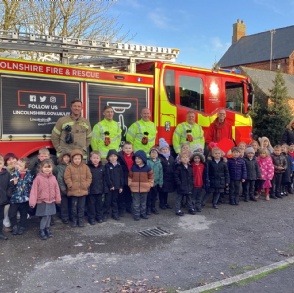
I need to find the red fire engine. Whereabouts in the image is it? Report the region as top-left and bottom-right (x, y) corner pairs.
(0, 31), (254, 158)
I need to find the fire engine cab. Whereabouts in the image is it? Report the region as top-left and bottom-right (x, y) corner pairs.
(0, 31), (254, 158)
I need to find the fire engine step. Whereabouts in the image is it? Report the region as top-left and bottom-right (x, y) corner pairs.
(138, 227), (172, 237)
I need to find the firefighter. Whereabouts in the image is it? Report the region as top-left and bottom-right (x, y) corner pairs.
(172, 111), (205, 154)
(51, 99), (92, 160)
(91, 106), (122, 161)
(126, 108), (157, 154)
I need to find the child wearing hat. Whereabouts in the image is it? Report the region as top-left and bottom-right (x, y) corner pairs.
(147, 147), (163, 215)
(104, 149), (124, 221)
(128, 150), (154, 221)
(243, 146), (261, 202)
(158, 138), (176, 209)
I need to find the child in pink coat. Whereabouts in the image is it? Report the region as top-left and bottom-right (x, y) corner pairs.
(29, 159), (61, 240)
(256, 148), (274, 200)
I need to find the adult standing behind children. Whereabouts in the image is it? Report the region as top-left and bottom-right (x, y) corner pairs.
(126, 108), (157, 154)
(205, 109), (233, 146)
(281, 118), (294, 145)
(52, 99), (92, 160)
(172, 111), (205, 154)
(91, 106), (122, 162)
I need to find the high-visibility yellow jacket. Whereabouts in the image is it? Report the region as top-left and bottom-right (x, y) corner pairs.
(126, 119), (157, 153)
(51, 114), (92, 159)
(172, 122), (204, 154)
(91, 118), (122, 158)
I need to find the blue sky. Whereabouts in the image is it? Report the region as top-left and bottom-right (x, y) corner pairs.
(112, 0), (294, 69)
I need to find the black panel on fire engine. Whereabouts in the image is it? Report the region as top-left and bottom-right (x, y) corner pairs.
(88, 83), (148, 144)
(1, 76), (79, 135)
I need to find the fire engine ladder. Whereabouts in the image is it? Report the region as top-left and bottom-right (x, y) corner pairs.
(0, 30), (180, 72)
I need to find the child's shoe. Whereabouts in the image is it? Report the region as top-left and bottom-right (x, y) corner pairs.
(45, 228), (53, 238)
(0, 231), (8, 240)
(265, 194), (270, 201)
(11, 225), (18, 235)
(39, 229), (47, 240)
(18, 227), (25, 235)
(176, 210), (184, 216)
(89, 219), (96, 225)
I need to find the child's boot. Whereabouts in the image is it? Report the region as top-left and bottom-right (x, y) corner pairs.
(0, 231), (8, 240)
(265, 194), (270, 201)
(11, 225), (18, 235)
(39, 229), (47, 240)
(45, 228), (53, 238)
(18, 226), (25, 235)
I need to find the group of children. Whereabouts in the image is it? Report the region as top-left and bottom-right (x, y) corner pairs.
(0, 135), (293, 241)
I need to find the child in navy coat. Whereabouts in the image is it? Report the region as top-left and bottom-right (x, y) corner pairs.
(227, 147), (247, 205)
(104, 149), (124, 221)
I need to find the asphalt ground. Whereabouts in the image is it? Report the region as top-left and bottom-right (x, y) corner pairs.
(0, 192), (293, 293)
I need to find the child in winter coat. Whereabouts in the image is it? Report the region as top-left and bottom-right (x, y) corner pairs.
(270, 145), (287, 199)
(104, 149), (124, 221)
(29, 159), (61, 240)
(158, 138), (175, 209)
(256, 148), (274, 200)
(64, 149), (92, 227)
(227, 147), (247, 205)
(258, 137), (273, 154)
(128, 150), (154, 221)
(175, 142), (192, 164)
(87, 151), (107, 224)
(117, 142), (134, 215)
(174, 152), (194, 216)
(9, 158), (33, 236)
(30, 147), (58, 178)
(207, 148), (230, 209)
(3, 153), (18, 232)
(190, 152), (209, 212)
(56, 151), (71, 224)
(147, 147), (163, 215)
(281, 143), (292, 196)
(243, 146), (261, 202)
(249, 140), (260, 156)
(0, 155), (14, 240)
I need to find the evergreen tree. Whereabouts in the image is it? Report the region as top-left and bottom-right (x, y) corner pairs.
(252, 71), (292, 145)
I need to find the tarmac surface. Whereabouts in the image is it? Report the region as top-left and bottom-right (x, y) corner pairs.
(1, 193), (294, 293)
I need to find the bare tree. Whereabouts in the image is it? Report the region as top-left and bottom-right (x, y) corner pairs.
(0, 0), (133, 41)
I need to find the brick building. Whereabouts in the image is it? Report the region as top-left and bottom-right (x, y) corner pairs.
(218, 20), (294, 74)
(218, 20), (294, 113)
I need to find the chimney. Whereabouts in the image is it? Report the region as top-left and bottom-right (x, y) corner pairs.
(232, 19), (246, 43)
